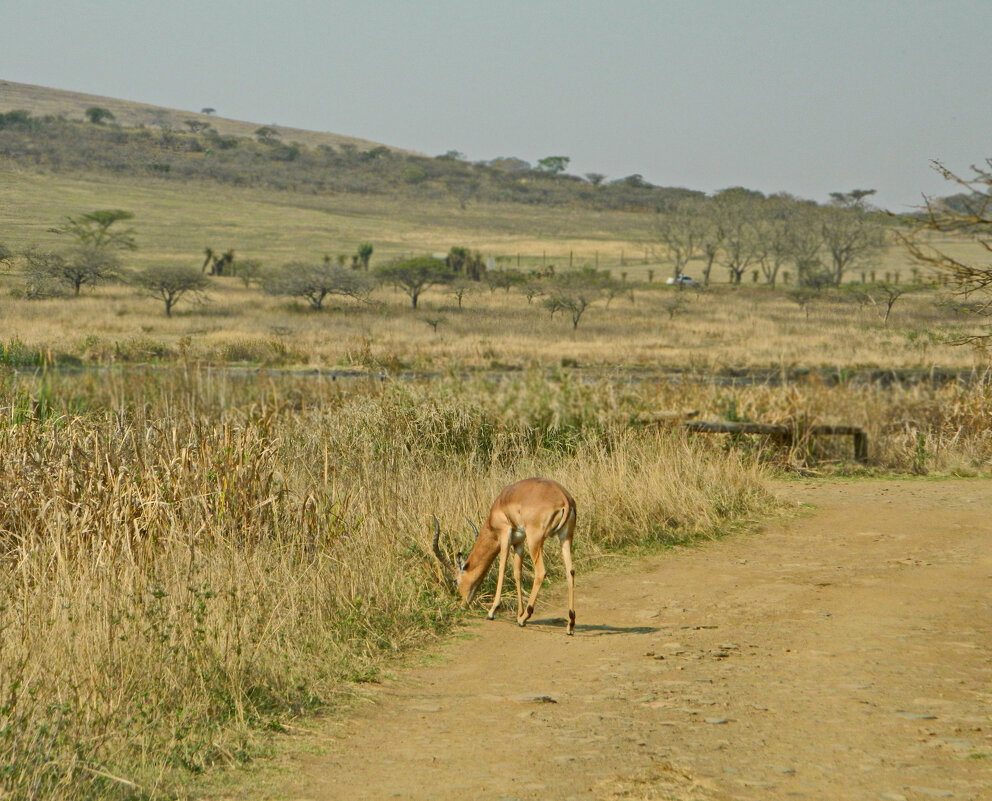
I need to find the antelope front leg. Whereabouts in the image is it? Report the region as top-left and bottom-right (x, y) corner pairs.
(486, 534), (511, 620)
(512, 545), (524, 621)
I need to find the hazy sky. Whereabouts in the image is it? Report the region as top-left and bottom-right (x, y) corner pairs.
(2, 0), (990, 210)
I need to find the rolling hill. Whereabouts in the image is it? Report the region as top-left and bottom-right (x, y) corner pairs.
(0, 79), (406, 154)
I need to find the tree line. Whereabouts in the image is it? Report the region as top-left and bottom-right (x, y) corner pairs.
(7, 155), (989, 335)
(653, 188), (888, 288)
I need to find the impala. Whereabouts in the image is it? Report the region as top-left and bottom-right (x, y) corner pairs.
(433, 478), (577, 635)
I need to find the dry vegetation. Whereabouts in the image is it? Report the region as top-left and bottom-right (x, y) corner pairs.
(1, 83), (990, 800)
(0, 369), (774, 799)
(0, 270), (986, 373)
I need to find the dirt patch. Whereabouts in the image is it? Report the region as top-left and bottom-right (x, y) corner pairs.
(282, 480), (991, 800)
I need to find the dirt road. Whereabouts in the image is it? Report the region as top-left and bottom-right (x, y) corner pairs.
(290, 480), (991, 801)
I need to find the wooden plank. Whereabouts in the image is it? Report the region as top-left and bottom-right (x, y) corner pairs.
(679, 420), (869, 464)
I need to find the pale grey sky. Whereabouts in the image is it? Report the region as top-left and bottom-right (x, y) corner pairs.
(2, 0), (989, 210)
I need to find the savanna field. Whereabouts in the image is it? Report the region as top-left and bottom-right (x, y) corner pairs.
(1, 84), (990, 799)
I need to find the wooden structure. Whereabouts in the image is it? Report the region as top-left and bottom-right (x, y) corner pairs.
(681, 421), (868, 464)
(633, 411), (868, 464)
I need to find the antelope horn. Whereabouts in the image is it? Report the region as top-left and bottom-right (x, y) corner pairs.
(466, 518), (480, 540)
(432, 516), (453, 571)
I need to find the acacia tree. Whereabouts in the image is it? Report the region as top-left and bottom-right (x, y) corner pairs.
(24, 246), (121, 296)
(447, 277), (479, 308)
(820, 190), (886, 285)
(857, 282), (913, 326)
(542, 269), (608, 329)
(49, 209), (137, 251)
(262, 262), (373, 309)
(134, 265), (209, 316)
(900, 160), (992, 342)
(483, 269), (527, 294)
(377, 257), (453, 309)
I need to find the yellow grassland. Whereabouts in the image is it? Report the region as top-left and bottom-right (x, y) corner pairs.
(0, 170), (988, 373)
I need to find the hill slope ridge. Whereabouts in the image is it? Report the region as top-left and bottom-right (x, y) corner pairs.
(0, 78), (410, 154)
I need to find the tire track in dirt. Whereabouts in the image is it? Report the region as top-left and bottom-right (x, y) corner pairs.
(283, 480), (991, 801)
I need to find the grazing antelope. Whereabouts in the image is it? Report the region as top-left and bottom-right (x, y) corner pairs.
(433, 478), (577, 635)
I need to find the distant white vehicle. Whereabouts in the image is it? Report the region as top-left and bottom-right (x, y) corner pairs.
(666, 274), (699, 287)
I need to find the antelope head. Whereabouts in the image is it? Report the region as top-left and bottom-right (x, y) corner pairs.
(432, 516), (482, 604)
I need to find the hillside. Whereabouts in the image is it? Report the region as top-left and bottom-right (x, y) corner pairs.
(0, 79), (702, 212)
(0, 79), (405, 154)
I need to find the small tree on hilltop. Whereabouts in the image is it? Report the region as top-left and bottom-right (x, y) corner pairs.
(84, 107), (115, 125)
(537, 156), (570, 175)
(255, 126), (280, 145)
(376, 257), (453, 309)
(135, 265), (209, 317)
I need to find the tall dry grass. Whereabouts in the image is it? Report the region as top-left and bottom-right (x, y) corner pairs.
(631, 373), (992, 474)
(0, 369), (773, 800)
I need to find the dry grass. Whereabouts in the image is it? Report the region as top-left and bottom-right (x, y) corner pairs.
(0, 369), (774, 800)
(0, 276), (984, 373)
(2, 168), (987, 372)
(1, 126), (990, 799)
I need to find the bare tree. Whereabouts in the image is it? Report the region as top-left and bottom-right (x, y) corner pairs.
(653, 197), (708, 280)
(899, 160), (992, 342)
(713, 191), (763, 285)
(543, 269), (607, 329)
(820, 190), (886, 285)
(447, 276), (479, 308)
(857, 282), (912, 326)
(21, 252), (70, 299)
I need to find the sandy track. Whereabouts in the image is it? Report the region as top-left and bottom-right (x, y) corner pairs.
(286, 480), (991, 801)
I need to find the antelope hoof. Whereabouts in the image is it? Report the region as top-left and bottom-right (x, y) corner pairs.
(486, 612), (495, 620)
(517, 619), (527, 627)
